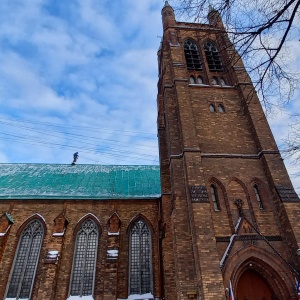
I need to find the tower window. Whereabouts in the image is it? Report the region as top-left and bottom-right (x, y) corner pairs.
(6, 219), (44, 299)
(184, 39), (202, 70)
(211, 184), (220, 211)
(220, 78), (226, 86)
(69, 219), (99, 298)
(218, 104), (225, 113)
(254, 185), (264, 210)
(197, 76), (203, 84)
(212, 77), (218, 85)
(204, 41), (223, 71)
(189, 76), (195, 84)
(209, 104), (216, 113)
(129, 219), (152, 295)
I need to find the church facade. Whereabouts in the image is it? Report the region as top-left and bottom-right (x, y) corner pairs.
(0, 2), (300, 300)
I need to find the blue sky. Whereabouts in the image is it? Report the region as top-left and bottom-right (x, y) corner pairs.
(0, 0), (163, 166)
(0, 0), (299, 193)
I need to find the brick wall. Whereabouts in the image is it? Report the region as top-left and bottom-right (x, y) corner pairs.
(158, 4), (300, 299)
(0, 199), (161, 300)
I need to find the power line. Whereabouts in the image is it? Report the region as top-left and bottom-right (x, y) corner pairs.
(0, 133), (159, 164)
(0, 116), (157, 137)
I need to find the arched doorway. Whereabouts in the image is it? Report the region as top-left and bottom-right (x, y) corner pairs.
(236, 269), (276, 300)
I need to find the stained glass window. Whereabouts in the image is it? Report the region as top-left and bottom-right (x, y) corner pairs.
(70, 219), (98, 297)
(129, 219), (152, 295)
(6, 219), (44, 299)
(184, 39), (202, 70)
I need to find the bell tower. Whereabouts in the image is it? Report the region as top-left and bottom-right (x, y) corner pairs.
(157, 2), (300, 299)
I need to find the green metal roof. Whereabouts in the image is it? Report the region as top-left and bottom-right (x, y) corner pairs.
(0, 164), (161, 200)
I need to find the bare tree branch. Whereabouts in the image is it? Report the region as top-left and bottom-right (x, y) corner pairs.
(172, 0), (300, 112)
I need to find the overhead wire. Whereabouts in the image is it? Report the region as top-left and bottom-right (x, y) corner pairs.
(0, 118), (157, 151)
(0, 116), (157, 137)
(0, 116), (159, 164)
(0, 131), (159, 164)
(0, 134), (159, 164)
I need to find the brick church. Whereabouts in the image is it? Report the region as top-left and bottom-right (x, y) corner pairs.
(0, 2), (299, 300)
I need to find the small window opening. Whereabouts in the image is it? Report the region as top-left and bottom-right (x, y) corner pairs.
(254, 185), (264, 210)
(218, 104), (225, 113)
(212, 77), (218, 85)
(197, 76), (203, 84)
(204, 41), (223, 71)
(189, 76), (195, 84)
(220, 78), (226, 86)
(209, 104), (216, 113)
(184, 39), (202, 70)
(211, 184), (220, 211)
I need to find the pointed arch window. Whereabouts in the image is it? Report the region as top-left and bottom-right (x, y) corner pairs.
(6, 219), (44, 300)
(254, 185), (264, 210)
(184, 39), (202, 70)
(211, 184), (221, 211)
(189, 75), (195, 84)
(209, 104), (216, 113)
(220, 77), (226, 86)
(129, 219), (152, 295)
(69, 219), (99, 298)
(204, 41), (223, 71)
(197, 76), (203, 84)
(212, 76), (218, 85)
(218, 104), (225, 113)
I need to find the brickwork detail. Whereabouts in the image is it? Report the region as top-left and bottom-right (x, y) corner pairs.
(276, 185), (299, 202)
(189, 186), (209, 203)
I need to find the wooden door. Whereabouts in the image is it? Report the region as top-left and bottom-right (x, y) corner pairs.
(236, 269), (276, 300)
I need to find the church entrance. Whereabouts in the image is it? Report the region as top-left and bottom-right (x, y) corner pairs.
(236, 269), (276, 300)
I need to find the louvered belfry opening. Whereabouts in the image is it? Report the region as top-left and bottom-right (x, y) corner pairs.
(204, 41), (223, 71)
(184, 39), (202, 70)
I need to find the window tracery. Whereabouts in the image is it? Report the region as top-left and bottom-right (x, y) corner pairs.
(6, 219), (44, 299)
(129, 219), (152, 295)
(69, 219), (98, 297)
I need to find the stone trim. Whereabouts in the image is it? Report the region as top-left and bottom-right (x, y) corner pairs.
(216, 235), (282, 242)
